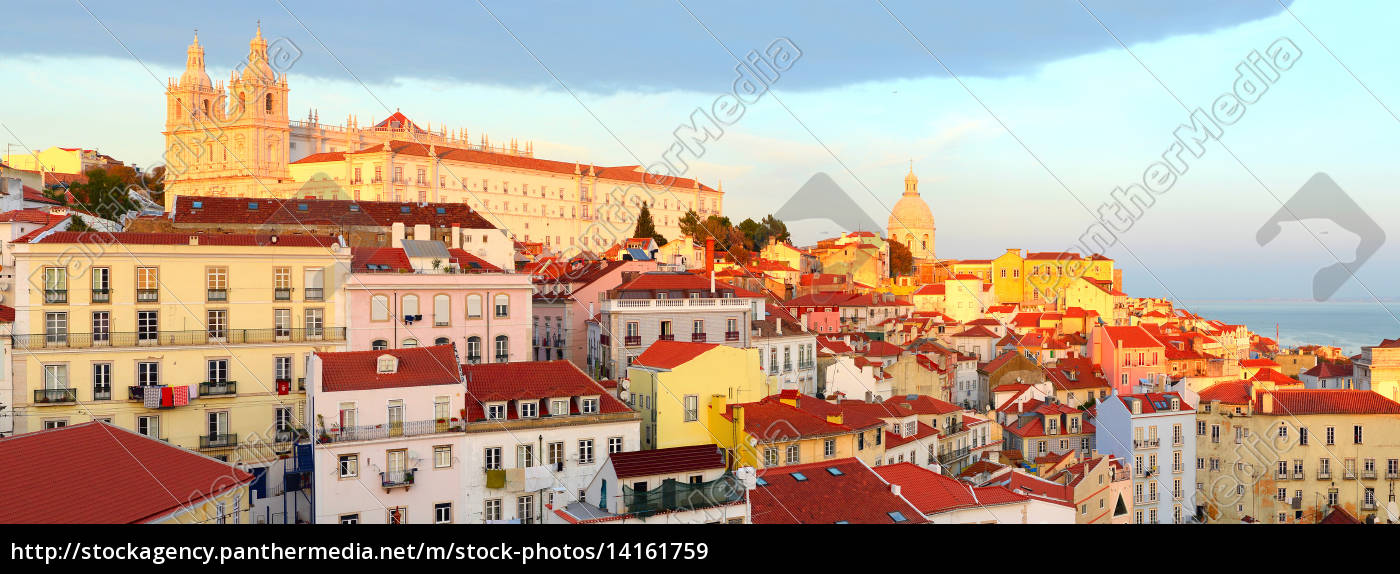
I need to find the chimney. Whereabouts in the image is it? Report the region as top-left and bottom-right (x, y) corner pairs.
(413, 223), (431, 243)
(705, 238), (714, 273)
(391, 222), (405, 248)
(1260, 391), (1273, 414)
(451, 224), (461, 249)
(188, 236), (199, 246)
(776, 318), (782, 336)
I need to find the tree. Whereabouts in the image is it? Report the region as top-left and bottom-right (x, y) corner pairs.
(888, 238), (914, 277)
(632, 203), (667, 246)
(737, 218), (764, 250)
(64, 166), (138, 222)
(761, 214), (790, 245)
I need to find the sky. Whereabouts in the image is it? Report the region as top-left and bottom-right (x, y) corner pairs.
(5, 0), (1400, 305)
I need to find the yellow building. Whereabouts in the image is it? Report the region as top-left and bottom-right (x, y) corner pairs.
(1196, 381), (1400, 524)
(626, 341), (773, 450)
(10, 231), (350, 472)
(1061, 275), (1119, 323)
(709, 391), (885, 470)
(0, 146), (113, 175)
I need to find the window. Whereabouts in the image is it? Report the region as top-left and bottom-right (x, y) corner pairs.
(494, 294), (510, 318)
(579, 439), (595, 464)
(372, 339), (388, 350)
(785, 444), (800, 465)
(1354, 425), (1364, 444)
(371, 295), (390, 321)
(484, 447), (502, 470)
(763, 447), (778, 467)
(305, 308), (324, 337)
(137, 362), (160, 386)
(494, 335), (509, 362)
(43, 267), (67, 303)
(207, 309), (227, 341)
(467, 337), (482, 363)
(90, 363), (112, 400)
(434, 503), (452, 524)
(486, 404), (505, 421)
(274, 309), (291, 338)
(207, 359), (229, 383)
(386, 507), (406, 525)
(91, 267), (110, 302)
(1326, 426), (1335, 445)
(206, 267), (228, 300)
(520, 401), (538, 418)
(136, 267), (159, 301)
(824, 438), (836, 458)
(684, 395), (698, 422)
(433, 294), (450, 326)
(434, 445), (452, 468)
(608, 436), (623, 453)
(91, 311), (110, 343)
(517, 495), (534, 524)
(581, 398), (598, 414)
(547, 442), (564, 467)
(467, 294), (483, 318)
(517, 444), (534, 468)
(304, 269), (325, 300)
(44, 312), (67, 344)
(137, 310), (158, 342)
(484, 499), (502, 522)
(339, 454), (359, 477)
(1299, 427), (1309, 445)
(401, 295), (420, 319)
(273, 267), (291, 299)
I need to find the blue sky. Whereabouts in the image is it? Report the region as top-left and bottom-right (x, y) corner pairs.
(5, 0), (1400, 304)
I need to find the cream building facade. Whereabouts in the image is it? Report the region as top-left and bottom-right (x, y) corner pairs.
(887, 165), (935, 260)
(162, 25), (722, 251)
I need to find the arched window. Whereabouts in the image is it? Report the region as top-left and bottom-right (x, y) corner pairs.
(402, 294), (419, 318)
(466, 294), (483, 318)
(922, 234), (929, 250)
(494, 294), (510, 318)
(203, 99), (210, 115)
(372, 339), (388, 350)
(402, 338), (418, 348)
(466, 336), (482, 364)
(371, 295), (390, 321)
(434, 337), (451, 346)
(494, 335), (509, 363)
(433, 294), (450, 326)
(265, 93), (273, 113)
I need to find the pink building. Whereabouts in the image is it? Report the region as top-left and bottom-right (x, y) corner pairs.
(531, 258), (656, 368)
(1090, 324), (1167, 395)
(345, 244), (532, 363)
(783, 293), (841, 334)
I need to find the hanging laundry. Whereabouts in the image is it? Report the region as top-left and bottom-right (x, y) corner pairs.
(172, 386), (190, 407)
(188, 383), (199, 399)
(161, 386), (174, 408)
(143, 386), (162, 409)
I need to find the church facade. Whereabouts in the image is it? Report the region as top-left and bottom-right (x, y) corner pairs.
(162, 26), (721, 250)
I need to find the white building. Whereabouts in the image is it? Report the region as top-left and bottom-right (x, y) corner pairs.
(751, 309), (818, 395)
(547, 444), (751, 524)
(1093, 390), (1198, 524)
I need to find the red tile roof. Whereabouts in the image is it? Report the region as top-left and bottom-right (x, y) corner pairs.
(32, 231), (341, 248)
(609, 444), (726, 480)
(875, 462), (1030, 515)
(728, 395), (881, 442)
(1260, 389), (1400, 416)
(1249, 368), (1305, 387)
(460, 360), (630, 420)
(0, 304), (13, 322)
(632, 340), (720, 369)
(1198, 380), (1253, 404)
(173, 195), (496, 229)
(318, 345), (462, 392)
(0, 422), (253, 523)
(1101, 325), (1164, 349)
(749, 458), (927, 524)
(952, 325), (999, 338)
(351, 246), (413, 272)
(1302, 361), (1354, 379)
(885, 394), (962, 416)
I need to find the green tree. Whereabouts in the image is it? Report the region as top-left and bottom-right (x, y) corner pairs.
(888, 238), (914, 277)
(633, 203), (667, 246)
(737, 218), (764, 250)
(64, 166), (138, 222)
(761, 214), (790, 245)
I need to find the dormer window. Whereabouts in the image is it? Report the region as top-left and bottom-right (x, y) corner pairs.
(1170, 396), (1180, 411)
(551, 399), (569, 416)
(520, 401), (538, 418)
(376, 354), (398, 374)
(486, 403), (506, 421)
(581, 397), (599, 414)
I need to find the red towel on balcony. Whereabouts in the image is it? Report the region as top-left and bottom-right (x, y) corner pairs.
(161, 386), (174, 408)
(172, 386), (190, 407)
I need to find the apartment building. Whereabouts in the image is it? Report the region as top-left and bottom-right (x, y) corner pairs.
(1093, 391), (1197, 524)
(11, 232), (349, 473)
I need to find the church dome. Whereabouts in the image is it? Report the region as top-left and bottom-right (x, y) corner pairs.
(887, 164), (936, 259)
(240, 24), (276, 84)
(889, 193), (935, 230)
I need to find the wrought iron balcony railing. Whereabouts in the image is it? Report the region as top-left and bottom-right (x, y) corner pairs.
(12, 327), (345, 350)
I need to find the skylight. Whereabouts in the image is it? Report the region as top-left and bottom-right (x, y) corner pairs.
(191, 201), (203, 209)
(436, 207), (446, 214)
(247, 202), (259, 210)
(791, 472), (807, 482)
(349, 205), (360, 212)
(834, 520), (849, 524)
(755, 477), (768, 487)
(826, 467), (844, 476)
(888, 511), (907, 522)
(400, 206), (411, 213)
(297, 203), (308, 211)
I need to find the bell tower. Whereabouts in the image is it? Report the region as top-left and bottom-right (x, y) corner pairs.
(226, 22), (292, 187)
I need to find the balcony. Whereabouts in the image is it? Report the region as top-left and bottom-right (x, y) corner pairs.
(658, 334), (674, 342)
(725, 331), (740, 342)
(624, 335), (642, 347)
(91, 289), (111, 303)
(494, 354), (509, 363)
(136, 289), (159, 302)
(1293, 471), (1305, 480)
(44, 289), (67, 304)
(274, 428), (306, 443)
(1133, 438), (1160, 449)
(199, 381), (237, 397)
(691, 332), (707, 342)
(320, 419), (462, 443)
(622, 473), (745, 516)
(304, 288), (324, 301)
(93, 387), (112, 401)
(1363, 469), (1377, 480)
(274, 287), (292, 301)
(601, 297), (753, 312)
(12, 327), (346, 350)
(381, 469), (417, 490)
(206, 289), (228, 302)
(598, 334), (610, 346)
(199, 433), (237, 449)
(34, 388), (77, 404)
(1363, 500), (1378, 511)
(1318, 470), (1332, 480)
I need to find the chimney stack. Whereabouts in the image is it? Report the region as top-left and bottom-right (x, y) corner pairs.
(451, 224), (461, 249)
(391, 222), (405, 248)
(705, 238), (714, 273)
